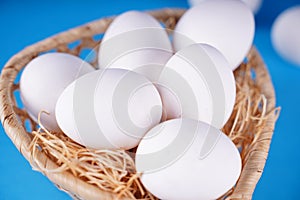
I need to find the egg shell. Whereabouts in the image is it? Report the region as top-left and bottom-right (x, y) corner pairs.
(174, 0), (255, 70)
(98, 11), (173, 82)
(188, 0), (262, 14)
(242, 0), (262, 14)
(136, 118), (241, 200)
(55, 69), (163, 150)
(157, 43), (236, 128)
(271, 6), (300, 66)
(20, 53), (94, 132)
(201, 43), (236, 121)
(100, 48), (172, 83)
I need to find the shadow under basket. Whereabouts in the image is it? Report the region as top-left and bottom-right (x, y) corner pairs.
(0, 9), (279, 200)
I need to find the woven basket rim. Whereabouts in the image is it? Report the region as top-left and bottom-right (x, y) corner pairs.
(0, 8), (277, 200)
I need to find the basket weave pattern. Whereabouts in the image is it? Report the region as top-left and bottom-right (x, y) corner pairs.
(0, 9), (278, 200)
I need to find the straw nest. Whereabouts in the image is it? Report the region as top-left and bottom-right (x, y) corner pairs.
(0, 9), (279, 200)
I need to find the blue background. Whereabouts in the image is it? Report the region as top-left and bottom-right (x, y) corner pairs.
(0, 0), (299, 199)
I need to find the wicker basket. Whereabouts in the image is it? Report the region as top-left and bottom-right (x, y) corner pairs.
(0, 9), (279, 200)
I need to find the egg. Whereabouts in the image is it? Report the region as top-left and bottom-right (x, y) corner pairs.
(20, 53), (94, 132)
(188, 0), (262, 14)
(55, 69), (162, 150)
(242, 0), (262, 14)
(98, 11), (173, 82)
(271, 6), (300, 66)
(157, 43), (236, 128)
(136, 118), (242, 200)
(174, 0), (255, 70)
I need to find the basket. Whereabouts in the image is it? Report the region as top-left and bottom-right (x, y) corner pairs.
(0, 9), (279, 200)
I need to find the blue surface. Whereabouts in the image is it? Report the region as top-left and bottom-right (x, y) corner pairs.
(0, 0), (299, 199)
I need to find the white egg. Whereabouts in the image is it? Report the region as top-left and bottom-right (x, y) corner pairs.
(242, 0), (262, 14)
(188, 0), (262, 14)
(55, 69), (162, 150)
(157, 43), (236, 128)
(187, 0), (202, 7)
(174, 0), (255, 70)
(271, 6), (300, 66)
(20, 53), (94, 132)
(98, 11), (173, 82)
(136, 118), (241, 200)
